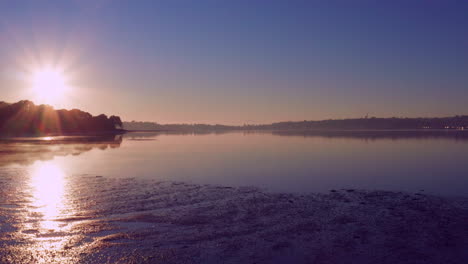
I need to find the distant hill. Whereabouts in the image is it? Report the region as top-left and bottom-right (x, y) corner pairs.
(0, 100), (123, 136)
(124, 116), (468, 132)
(123, 121), (237, 132)
(246, 116), (468, 130)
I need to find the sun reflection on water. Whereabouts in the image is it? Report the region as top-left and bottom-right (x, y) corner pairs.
(30, 161), (66, 231)
(23, 161), (78, 263)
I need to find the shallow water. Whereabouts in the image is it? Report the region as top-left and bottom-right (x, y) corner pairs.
(0, 131), (467, 263)
(2, 131), (468, 196)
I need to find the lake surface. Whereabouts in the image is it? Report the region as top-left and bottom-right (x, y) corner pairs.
(1, 131), (468, 263)
(1, 131), (467, 196)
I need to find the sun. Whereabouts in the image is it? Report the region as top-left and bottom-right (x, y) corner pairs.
(30, 67), (70, 106)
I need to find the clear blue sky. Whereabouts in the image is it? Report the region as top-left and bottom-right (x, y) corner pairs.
(1, 0), (467, 124)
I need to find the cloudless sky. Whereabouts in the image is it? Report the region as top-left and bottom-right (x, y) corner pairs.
(1, 0), (467, 124)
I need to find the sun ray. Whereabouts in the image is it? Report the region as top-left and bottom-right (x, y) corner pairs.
(30, 66), (71, 107)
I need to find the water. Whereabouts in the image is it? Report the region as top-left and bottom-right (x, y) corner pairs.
(1, 131), (468, 196)
(1, 131), (467, 263)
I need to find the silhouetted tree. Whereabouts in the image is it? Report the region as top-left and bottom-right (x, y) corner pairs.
(0, 100), (124, 136)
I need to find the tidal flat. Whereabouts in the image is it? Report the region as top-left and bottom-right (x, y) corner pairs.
(0, 172), (467, 264)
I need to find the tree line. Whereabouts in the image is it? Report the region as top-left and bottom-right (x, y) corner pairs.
(124, 116), (468, 132)
(0, 100), (123, 136)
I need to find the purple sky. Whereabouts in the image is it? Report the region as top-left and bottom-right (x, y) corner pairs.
(1, 0), (467, 124)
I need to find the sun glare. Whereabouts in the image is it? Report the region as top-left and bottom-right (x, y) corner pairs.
(31, 67), (70, 106)
(29, 161), (66, 231)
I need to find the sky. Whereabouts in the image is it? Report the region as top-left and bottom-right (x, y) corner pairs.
(0, 0), (467, 124)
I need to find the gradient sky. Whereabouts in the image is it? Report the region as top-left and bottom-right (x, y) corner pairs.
(1, 0), (467, 124)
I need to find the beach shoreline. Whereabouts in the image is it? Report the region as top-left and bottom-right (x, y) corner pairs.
(1, 174), (466, 264)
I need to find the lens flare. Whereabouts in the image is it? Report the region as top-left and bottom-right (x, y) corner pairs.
(30, 67), (70, 106)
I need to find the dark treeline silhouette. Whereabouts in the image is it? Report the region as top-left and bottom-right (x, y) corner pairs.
(123, 121), (235, 132)
(0, 100), (123, 136)
(124, 116), (468, 132)
(247, 116), (468, 130)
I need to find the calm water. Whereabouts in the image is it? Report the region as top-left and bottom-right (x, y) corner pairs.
(1, 131), (467, 263)
(1, 131), (467, 196)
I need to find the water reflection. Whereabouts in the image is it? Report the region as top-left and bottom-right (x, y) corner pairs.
(0, 136), (122, 263)
(123, 130), (468, 141)
(0, 132), (465, 263)
(269, 130), (468, 141)
(29, 161), (66, 231)
(10, 160), (73, 263)
(1, 131), (468, 197)
(0, 135), (123, 167)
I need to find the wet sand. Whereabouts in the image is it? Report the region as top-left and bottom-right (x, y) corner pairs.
(0, 170), (467, 264)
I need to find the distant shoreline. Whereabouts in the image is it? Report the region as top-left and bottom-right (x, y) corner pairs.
(123, 116), (468, 132)
(3, 128), (468, 138)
